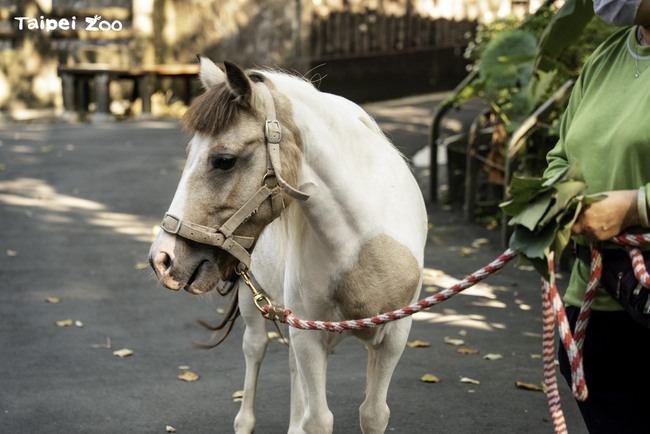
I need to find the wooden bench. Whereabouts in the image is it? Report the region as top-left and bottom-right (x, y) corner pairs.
(57, 63), (199, 121)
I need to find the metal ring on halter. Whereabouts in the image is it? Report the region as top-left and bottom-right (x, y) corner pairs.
(237, 267), (273, 314)
(261, 172), (279, 188)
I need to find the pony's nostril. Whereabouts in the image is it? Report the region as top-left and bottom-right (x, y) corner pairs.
(153, 251), (172, 275)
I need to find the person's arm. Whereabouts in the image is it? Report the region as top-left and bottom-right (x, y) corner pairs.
(543, 73), (585, 182)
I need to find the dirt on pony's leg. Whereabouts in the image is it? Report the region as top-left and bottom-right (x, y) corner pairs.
(359, 318), (413, 434)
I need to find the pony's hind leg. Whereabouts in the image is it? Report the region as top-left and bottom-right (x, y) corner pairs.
(234, 284), (270, 434)
(359, 318), (413, 434)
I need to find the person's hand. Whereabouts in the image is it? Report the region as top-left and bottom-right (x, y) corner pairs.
(571, 190), (640, 241)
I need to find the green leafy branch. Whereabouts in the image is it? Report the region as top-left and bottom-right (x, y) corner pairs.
(500, 165), (603, 277)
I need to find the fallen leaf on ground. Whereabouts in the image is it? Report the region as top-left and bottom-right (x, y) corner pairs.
(178, 370), (199, 382)
(406, 340), (431, 348)
(483, 353), (503, 361)
(457, 347), (480, 355)
(45, 297), (61, 304)
(515, 381), (545, 392)
(530, 354), (542, 359)
(458, 330), (468, 337)
(444, 337), (465, 346)
(113, 348), (134, 358)
(74, 320), (84, 328)
(178, 365), (190, 370)
(471, 238), (490, 249)
(55, 319), (74, 327)
(460, 247), (474, 257)
(134, 262), (149, 270)
(460, 377), (480, 385)
(420, 374), (440, 383)
(165, 425), (176, 433)
(232, 390), (244, 402)
(6, 249), (18, 257)
(424, 286), (437, 293)
(267, 331), (280, 340)
(518, 264), (536, 272)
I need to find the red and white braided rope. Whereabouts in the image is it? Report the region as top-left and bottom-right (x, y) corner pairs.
(262, 249), (518, 332)
(541, 233), (650, 434)
(542, 276), (567, 433)
(541, 250), (601, 434)
(613, 234), (650, 300)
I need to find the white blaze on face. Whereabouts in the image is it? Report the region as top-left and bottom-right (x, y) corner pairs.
(168, 134), (211, 219)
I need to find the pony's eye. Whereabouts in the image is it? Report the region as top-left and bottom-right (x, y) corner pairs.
(212, 155), (237, 171)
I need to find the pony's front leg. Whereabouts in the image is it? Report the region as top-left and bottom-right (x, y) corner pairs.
(359, 318), (412, 434)
(233, 284), (269, 434)
(288, 342), (305, 434)
(290, 329), (333, 434)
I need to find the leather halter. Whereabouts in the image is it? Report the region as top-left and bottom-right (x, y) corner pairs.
(160, 81), (309, 269)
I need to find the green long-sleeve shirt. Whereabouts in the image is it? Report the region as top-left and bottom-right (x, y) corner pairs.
(544, 26), (650, 310)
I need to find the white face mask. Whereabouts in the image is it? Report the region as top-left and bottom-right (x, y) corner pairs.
(593, 0), (641, 26)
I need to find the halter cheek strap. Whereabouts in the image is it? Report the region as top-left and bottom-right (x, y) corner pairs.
(259, 84), (310, 202)
(159, 80), (309, 269)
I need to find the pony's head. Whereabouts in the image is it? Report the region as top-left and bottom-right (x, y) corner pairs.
(149, 58), (305, 294)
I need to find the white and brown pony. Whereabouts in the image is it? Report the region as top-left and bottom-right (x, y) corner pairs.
(149, 58), (427, 434)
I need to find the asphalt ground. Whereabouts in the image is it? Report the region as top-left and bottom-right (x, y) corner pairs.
(0, 94), (587, 434)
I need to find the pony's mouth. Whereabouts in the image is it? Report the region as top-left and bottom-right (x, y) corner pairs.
(184, 260), (211, 294)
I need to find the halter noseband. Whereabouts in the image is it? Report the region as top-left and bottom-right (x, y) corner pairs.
(160, 80), (310, 270)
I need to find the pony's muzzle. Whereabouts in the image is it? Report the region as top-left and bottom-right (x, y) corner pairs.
(149, 231), (184, 291)
(150, 251), (183, 291)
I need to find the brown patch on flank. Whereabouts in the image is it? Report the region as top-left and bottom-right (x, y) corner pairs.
(333, 234), (421, 331)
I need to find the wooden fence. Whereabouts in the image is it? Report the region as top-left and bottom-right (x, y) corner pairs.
(309, 9), (475, 59)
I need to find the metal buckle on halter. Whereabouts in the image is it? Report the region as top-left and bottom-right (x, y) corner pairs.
(161, 214), (182, 235)
(265, 120), (282, 144)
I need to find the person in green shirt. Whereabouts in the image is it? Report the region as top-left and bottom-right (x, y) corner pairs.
(543, 1), (650, 432)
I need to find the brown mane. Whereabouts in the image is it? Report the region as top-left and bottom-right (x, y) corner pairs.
(182, 84), (245, 136)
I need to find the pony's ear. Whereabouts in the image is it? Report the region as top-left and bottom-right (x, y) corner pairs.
(197, 55), (226, 89)
(224, 61), (252, 106)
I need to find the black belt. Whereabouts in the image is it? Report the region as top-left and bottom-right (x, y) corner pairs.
(574, 243), (634, 267)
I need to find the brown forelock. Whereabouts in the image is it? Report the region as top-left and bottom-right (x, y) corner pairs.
(182, 83), (245, 137)
(182, 75), (303, 204)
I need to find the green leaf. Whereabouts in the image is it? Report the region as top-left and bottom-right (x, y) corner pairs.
(508, 195), (553, 231)
(526, 256), (552, 280)
(501, 176), (550, 216)
(479, 29), (538, 92)
(509, 222), (558, 260)
(526, 69), (557, 108)
(535, 0), (594, 73)
(537, 180), (587, 227)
